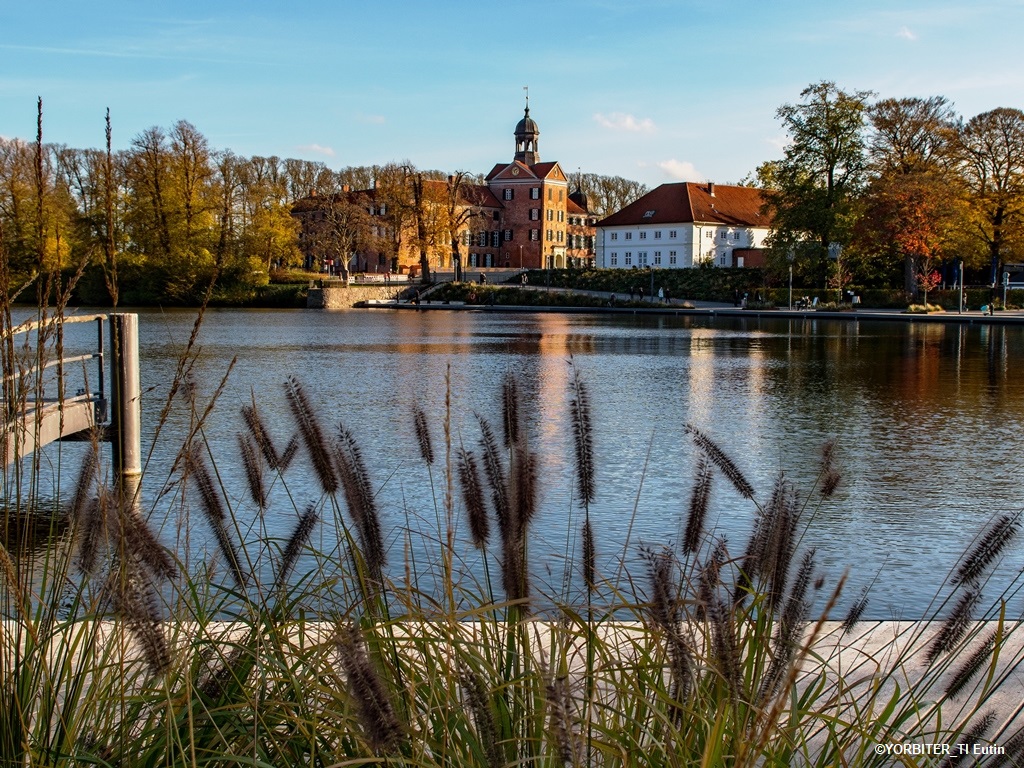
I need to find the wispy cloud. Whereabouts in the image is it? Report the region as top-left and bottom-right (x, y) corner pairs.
(593, 112), (656, 133)
(297, 143), (336, 157)
(357, 114), (386, 125)
(896, 25), (917, 41)
(657, 159), (703, 181)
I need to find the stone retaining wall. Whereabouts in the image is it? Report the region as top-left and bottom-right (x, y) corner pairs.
(307, 283), (407, 309)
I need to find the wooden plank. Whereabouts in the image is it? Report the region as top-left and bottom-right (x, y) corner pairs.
(3, 398), (98, 465)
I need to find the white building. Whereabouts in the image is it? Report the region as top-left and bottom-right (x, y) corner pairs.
(595, 181), (772, 269)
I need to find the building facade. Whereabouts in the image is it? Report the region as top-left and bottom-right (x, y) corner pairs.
(292, 103), (596, 276)
(595, 182), (771, 270)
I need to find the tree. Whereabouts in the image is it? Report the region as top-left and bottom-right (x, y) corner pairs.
(867, 96), (956, 175)
(854, 97), (963, 292)
(762, 82), (873, 286)
(568, 172), (648, 218)
(953, 107), (1024, 285)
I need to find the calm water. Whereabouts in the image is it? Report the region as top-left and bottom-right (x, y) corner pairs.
(30, 308), (1024, 618)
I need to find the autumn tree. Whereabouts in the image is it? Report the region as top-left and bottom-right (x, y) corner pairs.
(853, 97), (964, 292)
(761, 81), (873, 286)
(953, 107), (1024, 285)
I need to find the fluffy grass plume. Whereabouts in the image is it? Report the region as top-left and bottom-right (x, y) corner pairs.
(568, 361), (595, 507)
(456, 448), (489, 548)
(336, 425), (386, 582)
(284, 376), (338, 494)
(582, 518), (596, 591)
(819, 438), (841, 498)
(335, 623), (404, 753)
(477, 415), (510, 539)
(413, 404), (434, 465)
(684, 454), (713, 555)
(104, 566), (171, 676)
(276, 505), (319, 588)
(945, 631), (996, 699)
(237, 432), (267, 511)
(241, 401), (281, 468)
(951, 513), (1021, 587)
(927, 588), (982, 664)
(501, 371), (520, 448)
(685, 424), (755, 500)
(186, 444), (247, 587)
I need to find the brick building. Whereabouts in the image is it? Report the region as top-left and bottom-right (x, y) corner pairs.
(292, 102), (596, 276)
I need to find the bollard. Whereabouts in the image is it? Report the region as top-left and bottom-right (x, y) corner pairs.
(109, 313), (142, 483)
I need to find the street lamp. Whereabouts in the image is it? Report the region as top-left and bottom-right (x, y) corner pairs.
(958, 259), (965, 314)
(787, 248), (795, 309)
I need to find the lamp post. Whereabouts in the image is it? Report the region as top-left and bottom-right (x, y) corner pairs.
(958, 259), (965, 314)
(787, 249), (795, 309)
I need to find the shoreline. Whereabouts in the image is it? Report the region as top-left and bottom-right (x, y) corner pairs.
(359, 298), (1024, 326)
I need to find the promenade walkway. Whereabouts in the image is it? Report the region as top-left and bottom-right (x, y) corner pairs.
(370, 283), (1024, 326)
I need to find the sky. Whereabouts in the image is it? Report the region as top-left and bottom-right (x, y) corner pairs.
(2, 0), (1023, 189)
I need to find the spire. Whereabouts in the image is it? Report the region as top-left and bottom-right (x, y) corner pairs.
(514, 90), (540, 166)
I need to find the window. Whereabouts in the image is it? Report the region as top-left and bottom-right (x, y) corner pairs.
(546, 209), (553, 221)
(557, 210), (564, 222)
(654, 231), (661, 239)
(625, 252), (632, 266)
(654, 251), (662, 265)
(625, 232), (632, 240)
(733, 232), (741, 241)
(610, 254), (618, 266)
(669, 253), (677, 265)
(485, 253), (493, 267)
(558, 190), (564, 201)
(546, 229), (553, 241)
(504, 229), (513, 241)
(720, 231), (727, 240)
(642, 210), (655, 218)
(669, 230), (677, 238)
(491, 231), (500, 247)
(610, 232), (618, 241)
(547, 188), (552, 200)
(638, 252), (647, 266)
(530, 187), (540, 199)
(639, 232), (647, 240)
(530, 208), (540, 220)
(530, 229), (539, 241)
(469, 253), (478, 267)
(557, 231), (563, 242)
(705, 231), (712, 239)
(477, 232), (487, 247)
(503, 188), (514, 200)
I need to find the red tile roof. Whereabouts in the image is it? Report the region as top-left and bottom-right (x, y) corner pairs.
(597, 182), (771, 228)
(566, 197), (588, 215)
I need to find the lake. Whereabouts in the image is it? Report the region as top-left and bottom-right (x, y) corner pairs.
(27, 307), (1024, 619)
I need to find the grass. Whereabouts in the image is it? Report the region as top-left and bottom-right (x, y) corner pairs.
(2, 299), (1024, 767)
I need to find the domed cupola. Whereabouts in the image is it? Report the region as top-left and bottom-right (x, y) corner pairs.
(514, 100), (540, 166)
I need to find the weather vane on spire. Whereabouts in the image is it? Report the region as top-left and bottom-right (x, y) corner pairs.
(523, 85), (529, 110)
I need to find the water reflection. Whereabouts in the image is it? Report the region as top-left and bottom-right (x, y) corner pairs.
(19, 309), (1024, 619)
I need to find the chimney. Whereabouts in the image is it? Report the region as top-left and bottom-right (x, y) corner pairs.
(448, 174), (455, 185)
(707, 181), (715, 197)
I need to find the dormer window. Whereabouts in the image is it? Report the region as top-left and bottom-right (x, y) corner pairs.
(643, 210), (656, 218)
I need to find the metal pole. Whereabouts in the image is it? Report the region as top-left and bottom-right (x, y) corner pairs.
(789, 263), (793, 309)
(109, 313), (141, 482)
(958, 260), (964, 314)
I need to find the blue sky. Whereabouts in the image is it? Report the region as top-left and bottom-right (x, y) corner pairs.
(2, 0), (1022, 188)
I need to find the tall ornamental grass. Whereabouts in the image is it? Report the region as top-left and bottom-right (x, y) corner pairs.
(2, 301), (1024, 767)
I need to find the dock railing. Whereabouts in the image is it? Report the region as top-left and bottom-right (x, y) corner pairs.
(2, 312), (140, 482)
